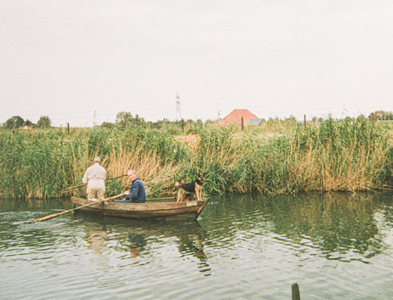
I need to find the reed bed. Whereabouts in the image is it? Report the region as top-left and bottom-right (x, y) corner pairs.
(1, 117), (392, 199)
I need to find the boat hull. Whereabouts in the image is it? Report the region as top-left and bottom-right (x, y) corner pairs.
(71, 196), (210, 221)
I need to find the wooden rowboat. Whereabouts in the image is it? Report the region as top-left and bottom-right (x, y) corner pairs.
(70, 196), (211, 221)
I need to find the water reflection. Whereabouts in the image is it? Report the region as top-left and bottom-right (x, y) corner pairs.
(1, 193), (393, 299)
(73, 213), (210, 272)
(268, 193), (382, 261)
(201, 192), (391, 263)
(0, 197), (67, 211)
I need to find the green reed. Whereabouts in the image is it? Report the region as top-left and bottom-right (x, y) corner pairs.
(1, 117), (392, 199)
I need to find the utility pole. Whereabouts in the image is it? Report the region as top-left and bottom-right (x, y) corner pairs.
(175, 92), (181, 121)
(93, 110), (97, 127)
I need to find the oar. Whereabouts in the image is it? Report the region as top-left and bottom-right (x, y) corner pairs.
(58, 174), (127, 194)
(32, 193), (125, 223)
(197, 197), (211, 215)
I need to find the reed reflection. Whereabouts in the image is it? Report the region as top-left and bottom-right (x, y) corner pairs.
(267, 193), (383, 260)
(202, 192), (390, 262)
(0, 197), (67, 212)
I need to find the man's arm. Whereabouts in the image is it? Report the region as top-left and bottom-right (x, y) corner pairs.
(125, 189), (132, 200)
(129, 181), (140, 200)
(125, 182), (138, 200)
(82, 170), (88, 184)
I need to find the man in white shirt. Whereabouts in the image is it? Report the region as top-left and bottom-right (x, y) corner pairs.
(82, 156), (106, 200)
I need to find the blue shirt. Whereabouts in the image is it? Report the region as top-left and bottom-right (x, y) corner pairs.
(125, 178), (146, 203)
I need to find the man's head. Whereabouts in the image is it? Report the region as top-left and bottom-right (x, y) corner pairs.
(128, 169), (137, 181)
(93, 156), (101, 163)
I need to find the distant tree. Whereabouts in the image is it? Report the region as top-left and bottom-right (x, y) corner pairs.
(5, 116), (24, 129)
(135, 114), (146, 124)
(37, 116), (52, 128)
(23, 119), (33, 127)
(153, 118), (169, 128)
(287, 115), (297, 123)
(101, 122), (114, 129)
(369, 111), (393, 121)
(115, 111), (133, 124)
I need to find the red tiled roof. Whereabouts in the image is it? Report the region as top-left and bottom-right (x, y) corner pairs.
(219, 109), (258, 125)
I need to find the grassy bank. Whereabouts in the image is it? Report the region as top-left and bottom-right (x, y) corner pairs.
(1, 117), (392, 199)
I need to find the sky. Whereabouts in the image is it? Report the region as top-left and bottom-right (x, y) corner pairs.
(1, 0), (393, 127)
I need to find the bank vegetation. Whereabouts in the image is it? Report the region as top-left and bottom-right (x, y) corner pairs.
(1, 116), (393, 199)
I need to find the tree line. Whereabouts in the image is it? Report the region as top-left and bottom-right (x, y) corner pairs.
(2, 110), (393, 130)
(102, 111), (215, 129)
(0, 111), (214, 131)
(1, 115), (52, 129)
(370, 111), (393, 121)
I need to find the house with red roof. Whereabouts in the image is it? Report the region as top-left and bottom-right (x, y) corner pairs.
(219, 109), (259, 125)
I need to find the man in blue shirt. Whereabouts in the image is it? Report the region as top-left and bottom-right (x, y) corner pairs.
(121, 169), (146, 203)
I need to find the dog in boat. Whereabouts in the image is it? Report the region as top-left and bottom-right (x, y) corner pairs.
(175, 173), (205, 202)
(175, 176), (194, 201)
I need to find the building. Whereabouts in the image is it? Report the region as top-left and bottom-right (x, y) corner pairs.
(246, 118), (264, 126)
(219, 109), (259, 125)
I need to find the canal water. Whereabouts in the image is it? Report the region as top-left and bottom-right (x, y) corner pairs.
(1, 192), (393, 299)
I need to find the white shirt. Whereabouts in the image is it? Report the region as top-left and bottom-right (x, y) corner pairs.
(82, 163), (106, 183)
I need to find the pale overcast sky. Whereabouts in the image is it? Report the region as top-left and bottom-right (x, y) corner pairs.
(1, 1), (393, 126)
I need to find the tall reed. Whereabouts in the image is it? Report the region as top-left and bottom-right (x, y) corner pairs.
(1, 117), (392, 199)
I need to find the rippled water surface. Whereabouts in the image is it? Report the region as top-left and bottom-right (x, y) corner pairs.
(1, 193), (393, 299)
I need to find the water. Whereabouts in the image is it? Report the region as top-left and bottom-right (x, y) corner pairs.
(1, 193), (393, 299)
